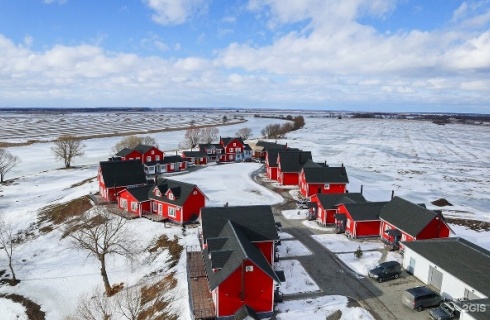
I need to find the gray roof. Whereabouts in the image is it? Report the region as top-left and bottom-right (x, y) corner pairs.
(278, 151), (312, 173)
(199, 143), (223, 151)
(256, 141), (288, 150)
(380, 196), (440, 236)
(343, 202), (389, 221)
(124, 184), (152, 202)
(133, 144), (155, 154)
(99, 160), (147, 188)
(234, 305), (260, 320)
(203, 221), (280, 290)
(200, 205), (279, 242)
(402, 238), (490, 297)
(221, 137), (245, 147)
(302, 159), (322, 168)
(303, 166), (349, 184)
(148, 178), (197, 206)
(115, 147), (133, 157)
(266, 150), (280, 167)
(461, 299), (490, 320)
(316, 193), (367, 209)
(182, 150), (207, 158)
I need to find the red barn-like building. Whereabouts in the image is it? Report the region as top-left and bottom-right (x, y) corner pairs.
(379, 197), (451, 249)
(98, 160), (147, 202)
(299, 165), (349, 197)
(148, 179), (205, 224)
(115, 144), (164, 163)
(219, 137), (252, 162)
(309, 193), (367, 226)
(276, 151), (312, 185)
(199, 205), (281, 319)
(335, 202), (388, 238)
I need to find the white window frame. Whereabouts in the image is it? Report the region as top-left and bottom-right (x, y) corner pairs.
(146, 156), (151, 162)
(131, 202), (138, 212)
(151, 150), (154, 155)
(168, 207), (176, 217)
(155, 155), (160, 161)
(120, 198), (128, 209)
(324, 184), (330, 190)
(169, 193), (174, 200)
(152, 202), (157, 212)
(229, 148), (234, 153)
(170, 163), (175, 170)
(233, 143), (236, 146)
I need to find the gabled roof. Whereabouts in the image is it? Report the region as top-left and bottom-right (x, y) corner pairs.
(303, 166), (349, 184)
(115, 148), (133, 157)
(199, 143), (224, 151)
(160, 155), (185, 164)
(266, 150), (280, 167)
(99, 160), (147, 188)
(243, 144), (252, 151)
(234, 305), (260, 320)
(221, 137), (245, 147)
(315, 193), (367, 209)
(302, 159), (322, 168)
(123, 184), (153, 202)
(204, 221), (280, 290)
(380, 196), (439, 236)
(402, 238), (490, 297)
(148, 178), (198, 206)
(278, 151), (312, 173)
(182, 150), (207, 158)
(133, 144), (156, 154)
(200, 205), (279, 242)
(343, 202), (389, 221)
(256, 141), (288, 150)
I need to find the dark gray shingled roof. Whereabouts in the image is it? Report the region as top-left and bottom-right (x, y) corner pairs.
(199, 143), (224, 151)
(124, 184), (152, 202)
(302, 159), (322, 168)
(278, 151), (312, 173)
(221, 137), (245, 147)
(256, 141), (288, 150)
(461, 299), (490, 320)
(200, 205), (279, 242)
(148, 178), (197, 206)
(402, 238), (490, 297)
(99, 160), (147, 188)
(182, 150), (208, 158)
(115, 147), (133, 157)
(343, 202), (389, 221)
(266, 150), (280, 167)
(133, 144), (155, 154)
(234, 305), (260, 320)
(303, 166), (349, 184)
(380, 196), (439, 236)
(316, 193), (367, 210)
(203, 221), (280, 290)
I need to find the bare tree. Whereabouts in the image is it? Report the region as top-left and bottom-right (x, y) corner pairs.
(112, 136), (158, 154)
(199, 127), (219, 144)
(68, 206), (138, 296)
(75, 288), (114, 320)
(52, 135), (86, 168)
(178, 128), (201, 150)
(0, 148), (20, 183)
(235, 127), (253, 140)
(0, 218), (19, 285)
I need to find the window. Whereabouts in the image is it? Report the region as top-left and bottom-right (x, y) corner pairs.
(346, 220), (350, 228)
(236, 148), (241, 152)
(155, 190), (161, 197)
(233, 143), (236, 146)
(230, 155), (234, 160)
(131, 202), (138, 212)
(151, 150), (154, 155)
(155, 155), (160, 161)
(136, 157), (140, 160)
(207, 150), (212, 154)
(168, 207), (176, 217)
(401, 234), (406, 241)
(146, 156), (151, 162)
(120, 198), (128, 209)
(152, 202), (157, 211)
(229, 148), (234, 153)
(170, 163), (175, 170)
(324, 184), (330, 190)
(168, 193), (174, 200)
(193, 191), (197, 195)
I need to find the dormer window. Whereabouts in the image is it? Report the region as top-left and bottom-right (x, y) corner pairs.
(155, 190), (161, 197)
(168, 193), (174, 200)
(233, 143), (236, 146)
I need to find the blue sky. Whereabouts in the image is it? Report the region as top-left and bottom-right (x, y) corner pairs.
(0, 0), (489, 113)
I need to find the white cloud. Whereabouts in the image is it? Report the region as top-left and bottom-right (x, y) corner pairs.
(143, 0), (206, 25)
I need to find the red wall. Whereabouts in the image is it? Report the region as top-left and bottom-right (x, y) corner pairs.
(121, 150), (142, 162)
(310, 194), (337, 224)
(118, 190), (151, 217)
(416, 217), (450, 239)
(308, 183), (346, 196)
(100, 183), (126, 202)
(217, 260), (274, 318)
(152, 200), (181, 223)
(353, 221), (381, 238)
(254, 242), (274, 265)
(267, 167), (278, 180)
(281, 172), (299, 185)
(182, 187), (206, 222)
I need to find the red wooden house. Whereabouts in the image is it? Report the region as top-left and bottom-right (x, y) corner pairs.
(309, 193), (367, 226)
(148, 178), (205, 223)
(219, 137), (252, 162)
(199, 205), (281, 319)
(156, 155), (187, 173)
(181, 150), (208, 165)
(277, 151), (312, 185)
(265, 150), (280, 180)
(299, 165), (349, 197)
(117, 184), (153, 217)
(98, 160), (147, 202)
(335, 202), (388, 238)
(379, 197), (451, 250)
(115, 144), (164, 163)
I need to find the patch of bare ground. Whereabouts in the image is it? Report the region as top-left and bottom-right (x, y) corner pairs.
(139, 274), (178, 320)
(38, 196), (93, 234)
(147, 235), (183, 269)
(0, 293), (46, 320)
(69, 176), (96, 188)
(326, 310), (342, 320)
(431, 198), (453, 207)
(446, 217), (490, 231)
(0, 140), (40, 148)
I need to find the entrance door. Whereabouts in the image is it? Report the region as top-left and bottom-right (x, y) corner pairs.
(407, 257), (416, 274)
(158, 203), (163, 216)
(464, 288), (482, 300)
(429, 266), (443, 291)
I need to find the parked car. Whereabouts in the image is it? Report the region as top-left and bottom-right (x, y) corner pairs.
(429, 301), (462, 320)
(402, 286), (443, 311)
(296, 199), (308, 209)
(368, 261), (401, 283)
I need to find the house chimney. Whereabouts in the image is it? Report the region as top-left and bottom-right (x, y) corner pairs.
(341, 163), (344, 167)
(391, 190), (395, 199)
(360, 185), (363, 194)
(176, 150), (177, 155)
(324, 160), (327, 166)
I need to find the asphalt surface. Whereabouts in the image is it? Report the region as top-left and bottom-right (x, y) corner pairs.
(252, 168), (430, 320)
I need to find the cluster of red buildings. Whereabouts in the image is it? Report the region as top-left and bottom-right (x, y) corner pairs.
(260, 141), (451, 250)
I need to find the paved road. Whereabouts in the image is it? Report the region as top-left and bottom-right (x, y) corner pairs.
(253, 169), (428, 320)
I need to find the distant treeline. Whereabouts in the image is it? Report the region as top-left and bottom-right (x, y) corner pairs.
(260, 115), (306, 139)
(0, 107), (153, 113)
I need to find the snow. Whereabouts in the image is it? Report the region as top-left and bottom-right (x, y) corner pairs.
(278, 231), (294, 240)
(301, 220), (335, 231)
(450, 224), (490, 251)
(281, 209), (309, 220)
(337, 251), (382, 276)
(385, 251), (403, 264)
(276, 240), (312, 257)
(0, 298), (28, 320)
(312, 234), (385, 253)
(274, 260), (320, 295)
(275, 296), (374, 320)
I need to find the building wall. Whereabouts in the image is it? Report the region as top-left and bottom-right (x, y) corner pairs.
(402, 247), (488, 300)
(216, 260), (274, 318)
(182, 188), (206, 222)
(254, 241), (274, 265)
(353, 221), (381, 238)
(281, 172), (299, 185)
(417, 217), (450, 239)
(308, 183), (346, 196)
(266, 167), (278, 180)
(143, 147), (164, 163)
(380, 221), (415, 245)
(152, 200), (182, 223)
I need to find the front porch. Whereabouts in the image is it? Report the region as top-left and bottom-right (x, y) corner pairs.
(186, 249), (215, 320)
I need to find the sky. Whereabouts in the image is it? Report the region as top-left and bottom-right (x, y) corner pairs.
(0, 0), (489, 113)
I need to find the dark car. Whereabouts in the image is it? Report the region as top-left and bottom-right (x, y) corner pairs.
(429, 301), (462, 320)
(368, 261), (401, 283)
(402, 286), (443, 311)
(296, 199), (308, 209)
